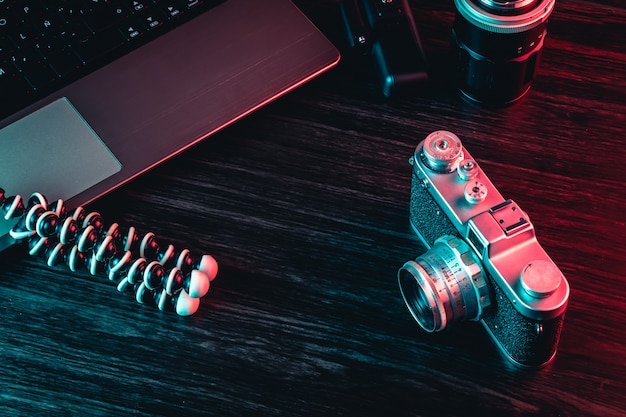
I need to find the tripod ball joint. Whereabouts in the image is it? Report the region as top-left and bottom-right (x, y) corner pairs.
(0, 187), (219, 317)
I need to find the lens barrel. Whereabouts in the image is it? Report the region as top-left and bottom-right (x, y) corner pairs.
(398, 236), (491, 332)
(452, 0), (555, 105)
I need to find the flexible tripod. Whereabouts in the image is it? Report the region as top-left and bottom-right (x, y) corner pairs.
(0, 188), (218, 316)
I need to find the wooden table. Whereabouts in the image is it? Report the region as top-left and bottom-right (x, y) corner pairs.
(1, 1), (624, 415)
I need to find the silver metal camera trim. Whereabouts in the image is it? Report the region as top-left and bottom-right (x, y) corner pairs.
(412, 140), (569, 321)
(454, 0), (555, 34)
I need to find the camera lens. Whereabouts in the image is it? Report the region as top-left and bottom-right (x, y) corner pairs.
(398, 236), (491, 332)
(452, 0), (555, 105)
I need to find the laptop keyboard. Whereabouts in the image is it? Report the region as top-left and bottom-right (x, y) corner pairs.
(1, 0), (226, 120)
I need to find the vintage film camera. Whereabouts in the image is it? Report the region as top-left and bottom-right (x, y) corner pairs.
(398, 131), (569, 367)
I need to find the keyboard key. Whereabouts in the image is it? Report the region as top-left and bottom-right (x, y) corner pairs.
(61, 21), (93, 47)
(56, 4), (84, 24)
(119, 20), (143, 41)
(47, 49), (83, 78)
(38, 36), (83, 77)
(24, 67), (59, 91)
(15, 4), (47, 21)
(129, 0), (150, 12)
(184, 0), (205, 9)
(10, 45), (45, 72)
(0, 11), (19, 35)
(10, 25), (38, 47)
(135, 9), (168, 31)
(0, 38), (17, 58)
(72, 28), (126, 64)
(35, 34), (71, 59)
(10, 46), (58, 90)
(84, 5), (128, 33)
(0, 62), (32, 97)
(32, 12), (66, 37)
(0, 38), (21, 94)
(156, 1), (186, 19)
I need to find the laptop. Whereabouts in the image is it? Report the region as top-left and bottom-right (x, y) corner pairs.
(0, 0), (340, 244)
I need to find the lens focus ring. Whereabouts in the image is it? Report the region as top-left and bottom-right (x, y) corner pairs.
(454, 0), (555, 34)
(398, 235), (491, 332)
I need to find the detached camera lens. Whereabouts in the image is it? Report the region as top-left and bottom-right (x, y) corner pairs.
(398, 236), (491, 332)
(452, 0), (555, 105)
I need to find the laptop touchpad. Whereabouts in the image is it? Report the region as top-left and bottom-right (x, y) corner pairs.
(0, 97), (121, 235)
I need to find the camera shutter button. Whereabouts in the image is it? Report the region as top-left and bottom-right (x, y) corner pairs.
(520, 260), (562, 298)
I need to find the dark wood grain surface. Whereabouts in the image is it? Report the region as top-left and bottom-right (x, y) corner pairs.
(1, 1), (625, 416)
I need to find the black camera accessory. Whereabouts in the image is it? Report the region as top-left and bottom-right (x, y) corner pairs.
(0, 188), (218, 316)
(452, 0), (555, 105)
(340, 0), (429, 97)
(398, 131), (569, 367)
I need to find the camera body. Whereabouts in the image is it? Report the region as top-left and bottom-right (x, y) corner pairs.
(398, 131), (569, 367)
